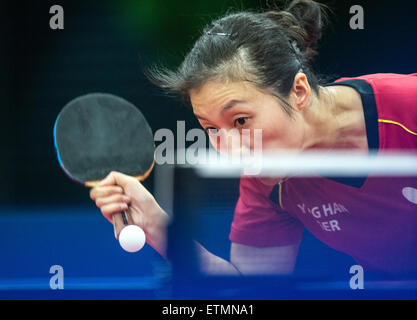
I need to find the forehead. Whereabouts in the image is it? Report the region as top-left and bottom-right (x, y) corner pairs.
(189, 81), (260, 113)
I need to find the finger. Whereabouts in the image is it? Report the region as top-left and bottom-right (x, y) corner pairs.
(99, 171), (153, 201)
(100, 202), (129, 223)
(99, 171), (133, 187)
(101, 171), (150, 199)
(98, 172), (116, 186)
(90, 186), (124, 200)
(95, 194), (131, 208)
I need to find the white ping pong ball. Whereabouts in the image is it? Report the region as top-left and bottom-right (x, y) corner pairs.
(118, 225), (146, 252)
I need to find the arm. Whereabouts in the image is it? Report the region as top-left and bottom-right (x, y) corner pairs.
(195, 241), (300, 275)
(230, 242), (299, 275)
(91, 172), (300, 275)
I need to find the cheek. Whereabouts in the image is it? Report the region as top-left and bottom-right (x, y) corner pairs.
(258, 112), (305, 150)
(208, 134), (220, 151)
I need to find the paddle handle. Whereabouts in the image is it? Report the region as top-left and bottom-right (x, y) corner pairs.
(113, 211), (130, 239)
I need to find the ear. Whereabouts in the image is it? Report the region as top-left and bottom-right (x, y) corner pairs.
(290, 73), (311, 112)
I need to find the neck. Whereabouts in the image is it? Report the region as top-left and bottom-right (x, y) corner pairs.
(303, 86), (369, 152)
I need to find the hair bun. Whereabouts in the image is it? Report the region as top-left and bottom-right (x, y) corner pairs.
(287, 0), (325, 48)
(265, 0), (327, 59)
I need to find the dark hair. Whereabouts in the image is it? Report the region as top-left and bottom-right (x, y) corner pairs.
(146, 0), (329, 116)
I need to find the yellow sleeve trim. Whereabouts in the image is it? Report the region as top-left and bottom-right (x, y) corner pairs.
(278, 182), (284, 210)
(378, 119), (417, 136)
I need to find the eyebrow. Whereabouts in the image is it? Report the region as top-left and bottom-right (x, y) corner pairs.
(194, 99), (246, 121)
(220, 99), (246, 114)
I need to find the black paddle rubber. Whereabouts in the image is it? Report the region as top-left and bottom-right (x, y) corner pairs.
(54, 93), (154, 185)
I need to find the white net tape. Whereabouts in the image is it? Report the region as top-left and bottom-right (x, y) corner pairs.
(176, 149), (417, 177)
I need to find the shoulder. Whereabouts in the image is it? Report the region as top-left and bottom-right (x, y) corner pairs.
(335, 73), (417, 148)
(336, 72), (417, 86)
(336, 73), (417, 110)
(335, 73), (417, 98)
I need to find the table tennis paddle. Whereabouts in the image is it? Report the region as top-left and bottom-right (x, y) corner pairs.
(53, 93), (155, 252)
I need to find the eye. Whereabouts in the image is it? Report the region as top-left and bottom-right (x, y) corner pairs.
(234, 117), (248, 128)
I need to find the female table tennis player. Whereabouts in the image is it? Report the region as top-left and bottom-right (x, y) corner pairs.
(90, 0), (417, 275)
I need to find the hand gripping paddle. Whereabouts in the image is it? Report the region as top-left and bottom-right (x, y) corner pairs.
(53, 93), (155, 252)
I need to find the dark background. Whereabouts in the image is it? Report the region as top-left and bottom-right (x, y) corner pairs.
(0, 0), (416, 298)
(1, 0), (416, 205)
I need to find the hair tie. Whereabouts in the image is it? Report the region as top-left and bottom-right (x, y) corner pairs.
(205, 31), (232, 36)
(290, 41), (301, 54)
(289, 40), (303, 68)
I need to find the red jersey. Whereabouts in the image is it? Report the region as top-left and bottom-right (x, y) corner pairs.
(230, 73), (417, 274)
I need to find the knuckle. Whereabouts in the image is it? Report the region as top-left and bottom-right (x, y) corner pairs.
(95, 198), (103, 207)
(114, 186), (123, 193)
(109, 171), (120, 179)
(103, 188), (113, 196)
